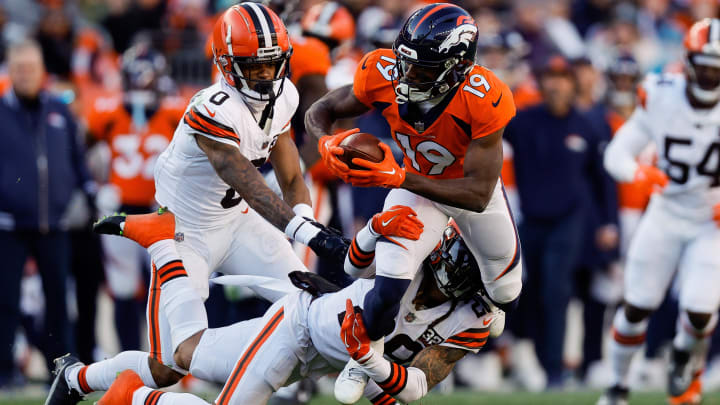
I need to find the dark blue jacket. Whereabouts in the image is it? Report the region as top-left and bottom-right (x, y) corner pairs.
(504, 103), (618, 226)
(0, 90), (92, 232)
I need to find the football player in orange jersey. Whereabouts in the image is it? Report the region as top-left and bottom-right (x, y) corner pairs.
(305, 3), (522, 402)
(86, 42), (185, 351)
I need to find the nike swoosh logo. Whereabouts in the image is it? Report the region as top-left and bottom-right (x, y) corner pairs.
(483, 317), (493, 326)
(379, 168), (396, 175)
(241, 207), (249, 214)
(361, 57), (368, 70)
(381, 215), (398, 227)
(204, 105), (216, 117)
(491, 92), (502, 108)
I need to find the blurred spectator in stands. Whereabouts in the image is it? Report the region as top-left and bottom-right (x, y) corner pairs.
(512, 0), (584, 65)
(72, 27), (123, 100)
(102, 0), (166, 54)
(356, 1), (409, 52)
(570, 56), (619, 380)
(0, 39), (95, 386)
(586, 2), (681, 72)
(571, 0), (614, 38)
(48, 79), (105, 365)
(164, 0), (213, 55)
(504, 55), (618, 388)
(85, 42), (183, 350)
(36, 7), (75, 79)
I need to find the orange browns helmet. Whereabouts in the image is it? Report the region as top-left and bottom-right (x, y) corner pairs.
(211, 2), (292, 101)
(684, 18), (720, 103)
(301, 2), (355, 49)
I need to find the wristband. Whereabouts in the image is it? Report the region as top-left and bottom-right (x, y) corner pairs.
(293, 203), (314, 220)
(284, 215), (321, 245)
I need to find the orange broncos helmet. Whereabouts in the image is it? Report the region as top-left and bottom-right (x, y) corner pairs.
(684, 18), (720, 103)
(212, 2), (292, 101)
(301, 2), (355, 49)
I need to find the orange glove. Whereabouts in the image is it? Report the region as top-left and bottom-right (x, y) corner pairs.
(370, 205), (424, 240)
(634, 164), (668, 194)
(713, 203), (720, 227)
(318, 128), (359, 182)
(341, 299), (373, 363)
(345, 143), (406, 188)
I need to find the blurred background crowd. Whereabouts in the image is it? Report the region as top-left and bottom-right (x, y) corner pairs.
(1, 0), (719, 398)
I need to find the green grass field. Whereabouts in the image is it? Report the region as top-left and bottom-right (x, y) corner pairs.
(3, 391), (720, 405)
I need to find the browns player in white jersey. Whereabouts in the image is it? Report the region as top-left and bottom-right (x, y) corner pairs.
(45, 4), (348, 405)
(599, 18), (720, 405)
(96, 206), (500, 405)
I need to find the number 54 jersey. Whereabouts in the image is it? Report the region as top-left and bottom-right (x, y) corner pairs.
(632, 73), (720, 220)
(353, 49), (515, 179)
(154, 79), (298, 228)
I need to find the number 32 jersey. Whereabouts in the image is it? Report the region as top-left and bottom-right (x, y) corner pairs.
(631, 73), (720, 219)
(353, 49), (516, 179)
(154, 79), (298, 228)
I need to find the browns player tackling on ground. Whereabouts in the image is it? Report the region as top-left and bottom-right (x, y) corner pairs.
(305, 3), (523, 402)
(95, 206), (502, 405)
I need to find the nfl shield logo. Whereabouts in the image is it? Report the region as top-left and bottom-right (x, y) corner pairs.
(405, 312), (416, 323)
(174, 232), (184, 243)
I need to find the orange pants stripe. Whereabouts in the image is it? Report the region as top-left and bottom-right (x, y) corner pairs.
(215, 307), (285, 405)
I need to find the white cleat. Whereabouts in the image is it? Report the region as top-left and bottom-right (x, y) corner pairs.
(487, 307), (505, 338)
(334, 359), (368, 404)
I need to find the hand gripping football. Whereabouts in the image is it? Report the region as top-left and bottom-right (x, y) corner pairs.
(338, 132), (384, 170)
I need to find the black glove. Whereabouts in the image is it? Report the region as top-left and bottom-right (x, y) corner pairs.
(307, 221), (350, 265)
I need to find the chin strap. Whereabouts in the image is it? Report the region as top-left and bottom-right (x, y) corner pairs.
(258, 95), (275, 135)
(689, 82), (720, 104)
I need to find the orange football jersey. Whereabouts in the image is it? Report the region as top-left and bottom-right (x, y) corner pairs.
(290, 35), (332, 84)
(353, 49), (516, 179)
(87, 95), (185, 206)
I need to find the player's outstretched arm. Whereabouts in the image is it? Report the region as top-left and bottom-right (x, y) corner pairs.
(269, 130), (313, 211)
(304, 84), (370, 141)
(409, 345), (467, 392)
(196, 134), (296, 229)
(195, 135), (349, 262)
(341, 300), (465, 403)
(401, 127), (505, 213)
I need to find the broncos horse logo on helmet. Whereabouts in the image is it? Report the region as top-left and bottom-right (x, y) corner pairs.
(392, 3), (478, 104)
(211, 2), (293, 102)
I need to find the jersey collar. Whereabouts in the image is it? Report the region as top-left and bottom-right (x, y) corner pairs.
(397, 84), (460, 135)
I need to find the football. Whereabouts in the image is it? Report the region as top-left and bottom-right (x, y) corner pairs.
(338, 132), (384, 170)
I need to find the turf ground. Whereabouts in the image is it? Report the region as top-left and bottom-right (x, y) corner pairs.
(3, 391), (720, 405)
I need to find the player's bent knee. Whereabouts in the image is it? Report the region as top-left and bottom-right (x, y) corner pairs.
(173, 330), (205, 371)
(149, 357), (183, 387)
(687, 311), (713, 330)
(484, 271), (522, 304)
(624, 303), (653, 323)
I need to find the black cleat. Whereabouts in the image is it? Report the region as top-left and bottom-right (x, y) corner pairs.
(596, 384), (629, 405)
(92, 213), (127, 236)
(44, 354), (85, 405)
(668, 348), (693, 397)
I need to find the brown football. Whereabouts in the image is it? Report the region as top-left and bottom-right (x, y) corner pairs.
(338, 132), (384, 170)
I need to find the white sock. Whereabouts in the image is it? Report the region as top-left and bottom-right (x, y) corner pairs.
(148, 240), (180, 269)
(67, 351), (157, 393)
(132, 387), (209, 405)
(674, 312), (718, 352)
(609, 308), (648, 388)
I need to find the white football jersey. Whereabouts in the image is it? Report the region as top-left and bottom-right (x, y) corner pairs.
(632, 73), (720, 219)
(154, 79), (298, 228)
(307, 270), (492, 370)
